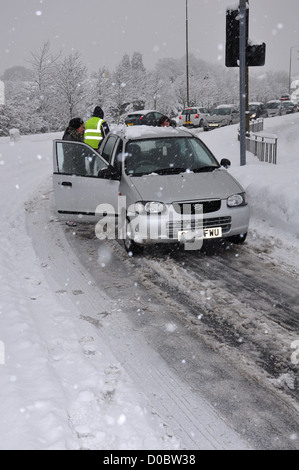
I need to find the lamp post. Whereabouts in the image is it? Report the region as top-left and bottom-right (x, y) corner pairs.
(186, 0), (190, 107)
(289, 46), (299, 95)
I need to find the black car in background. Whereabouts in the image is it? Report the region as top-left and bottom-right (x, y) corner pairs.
(281, 101), (298, 114)
(248, 102), (268, 120)
(125, 110), (176, 127)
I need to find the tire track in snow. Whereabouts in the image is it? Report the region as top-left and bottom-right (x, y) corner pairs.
(26, 181), (251, 450)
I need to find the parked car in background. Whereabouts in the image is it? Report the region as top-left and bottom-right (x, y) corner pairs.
(52, 126), (250, 254)
(125, 110), (176, 127)
(280, 101), (298, 114)
(178, 107), (210, 129)
(265, 100), (285, 117)
(206, 105), (239, 129)
(280, 94), (290, 101)
(248, 102), (267, 120)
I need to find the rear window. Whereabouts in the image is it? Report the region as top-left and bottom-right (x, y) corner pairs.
(126, 114), (143, 123)
(182, 109), (198, 115)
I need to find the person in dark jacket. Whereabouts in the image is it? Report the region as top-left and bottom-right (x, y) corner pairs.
(62, 117), (86, 176)
(62, 117), (85, 142)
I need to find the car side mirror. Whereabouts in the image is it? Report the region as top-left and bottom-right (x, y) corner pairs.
(98, 165), (120, 180)
(220, 158), (231, 169)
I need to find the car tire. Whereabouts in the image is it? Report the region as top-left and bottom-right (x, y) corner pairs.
(123, 218), (143, 255)
(228, 232), (247, 244)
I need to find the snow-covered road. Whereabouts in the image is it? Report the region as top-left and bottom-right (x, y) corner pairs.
(0, 114), (299, 449)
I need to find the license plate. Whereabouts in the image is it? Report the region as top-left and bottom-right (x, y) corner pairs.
(203, 227), (222, 238)
(127, 123), (134, 126)
(178, 227), (222, 241)
(184, 121), (192, 125)
(209, 123), (218, 127)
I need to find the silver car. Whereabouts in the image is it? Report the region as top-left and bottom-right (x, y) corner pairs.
(178, 107), (210, 129)
(206, 105), (239, 129)
(265, 100), (285, 117)
(53, 127), (249, 254)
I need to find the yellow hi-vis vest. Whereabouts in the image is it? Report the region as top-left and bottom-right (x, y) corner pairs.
(84, 117), (105, 149)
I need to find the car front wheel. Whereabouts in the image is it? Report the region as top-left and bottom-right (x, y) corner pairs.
(228, 233), (247, 244)
(123, 218), (143, 255)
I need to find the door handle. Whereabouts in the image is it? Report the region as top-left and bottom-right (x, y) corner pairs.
(61, 182), (72, 187)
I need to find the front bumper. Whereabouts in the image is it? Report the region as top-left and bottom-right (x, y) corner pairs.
(126, 201), (250, 246)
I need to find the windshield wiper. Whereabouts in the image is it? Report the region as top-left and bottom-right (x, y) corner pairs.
(192, 166), (219, 173)
(154, 167), (188, 175)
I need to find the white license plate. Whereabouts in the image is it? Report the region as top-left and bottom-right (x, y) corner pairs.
(178, 227), (222, 241)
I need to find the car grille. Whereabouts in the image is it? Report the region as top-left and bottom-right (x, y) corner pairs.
(173, 200), (221, 214)
(166, 216), (231, 238)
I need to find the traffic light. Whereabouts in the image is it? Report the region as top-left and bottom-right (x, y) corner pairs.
(225, 8), (265, 67)
(225, 8), (248, 67)
(246, 43), (266, 67)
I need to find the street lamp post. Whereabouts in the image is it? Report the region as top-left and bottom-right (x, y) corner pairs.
(289, 46), (299, 95)
(186, 0), (190, 107)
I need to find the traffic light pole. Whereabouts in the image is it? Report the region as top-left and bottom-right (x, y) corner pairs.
(239, 0), (247, 166)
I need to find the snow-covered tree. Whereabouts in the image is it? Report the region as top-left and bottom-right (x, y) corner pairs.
(53, 52), (88, 125)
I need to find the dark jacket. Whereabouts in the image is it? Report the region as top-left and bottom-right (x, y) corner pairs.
(62, 126), (83, 142)
(62, 127), (85, 175)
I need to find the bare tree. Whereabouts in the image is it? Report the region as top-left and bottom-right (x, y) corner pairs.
(54, 52), (88, 121)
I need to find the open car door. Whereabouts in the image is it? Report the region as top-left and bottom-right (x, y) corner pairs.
(53, 140), (119, 222)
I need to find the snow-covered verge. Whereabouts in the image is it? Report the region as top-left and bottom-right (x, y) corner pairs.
(0, 133), (185, 450)
(0, 113), (298, 450)
(199, 113), (299, 272)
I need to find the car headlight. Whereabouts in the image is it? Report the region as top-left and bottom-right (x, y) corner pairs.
(135, 201), (166, 214)
(227, 193), (247, 207)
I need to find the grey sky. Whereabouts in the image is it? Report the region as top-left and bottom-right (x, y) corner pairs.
(1, 0), (299, 78)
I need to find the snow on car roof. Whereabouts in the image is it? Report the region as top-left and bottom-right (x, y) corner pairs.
(123, 125), (190, 140)
(217, 104), (237, 108)
(126, 110), (156, 115)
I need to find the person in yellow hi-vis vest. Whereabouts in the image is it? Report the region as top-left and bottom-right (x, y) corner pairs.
(84, 106), (110, 150)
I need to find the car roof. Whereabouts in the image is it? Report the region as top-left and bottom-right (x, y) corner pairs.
(113, 125), (194, 141)
(217, 104), (237, 108)
(126, 110), (158, 115)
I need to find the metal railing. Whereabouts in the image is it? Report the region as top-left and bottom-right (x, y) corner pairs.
(248, 118), (264, 133)
(246, 133), (278, 164)
(239, 119), (278, 164)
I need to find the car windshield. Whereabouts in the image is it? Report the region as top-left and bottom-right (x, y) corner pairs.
(266, 102), (280, 109)
(210, 108), (231, 115)
(249, 105), (258, 111)
(124, 137), (219, 176)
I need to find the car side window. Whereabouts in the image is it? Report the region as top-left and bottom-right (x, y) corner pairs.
(101, 135), (118, 163)
(56, 141), (107, 177)
(146, 112), (155, 123)
(111, 140), (124, 175)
